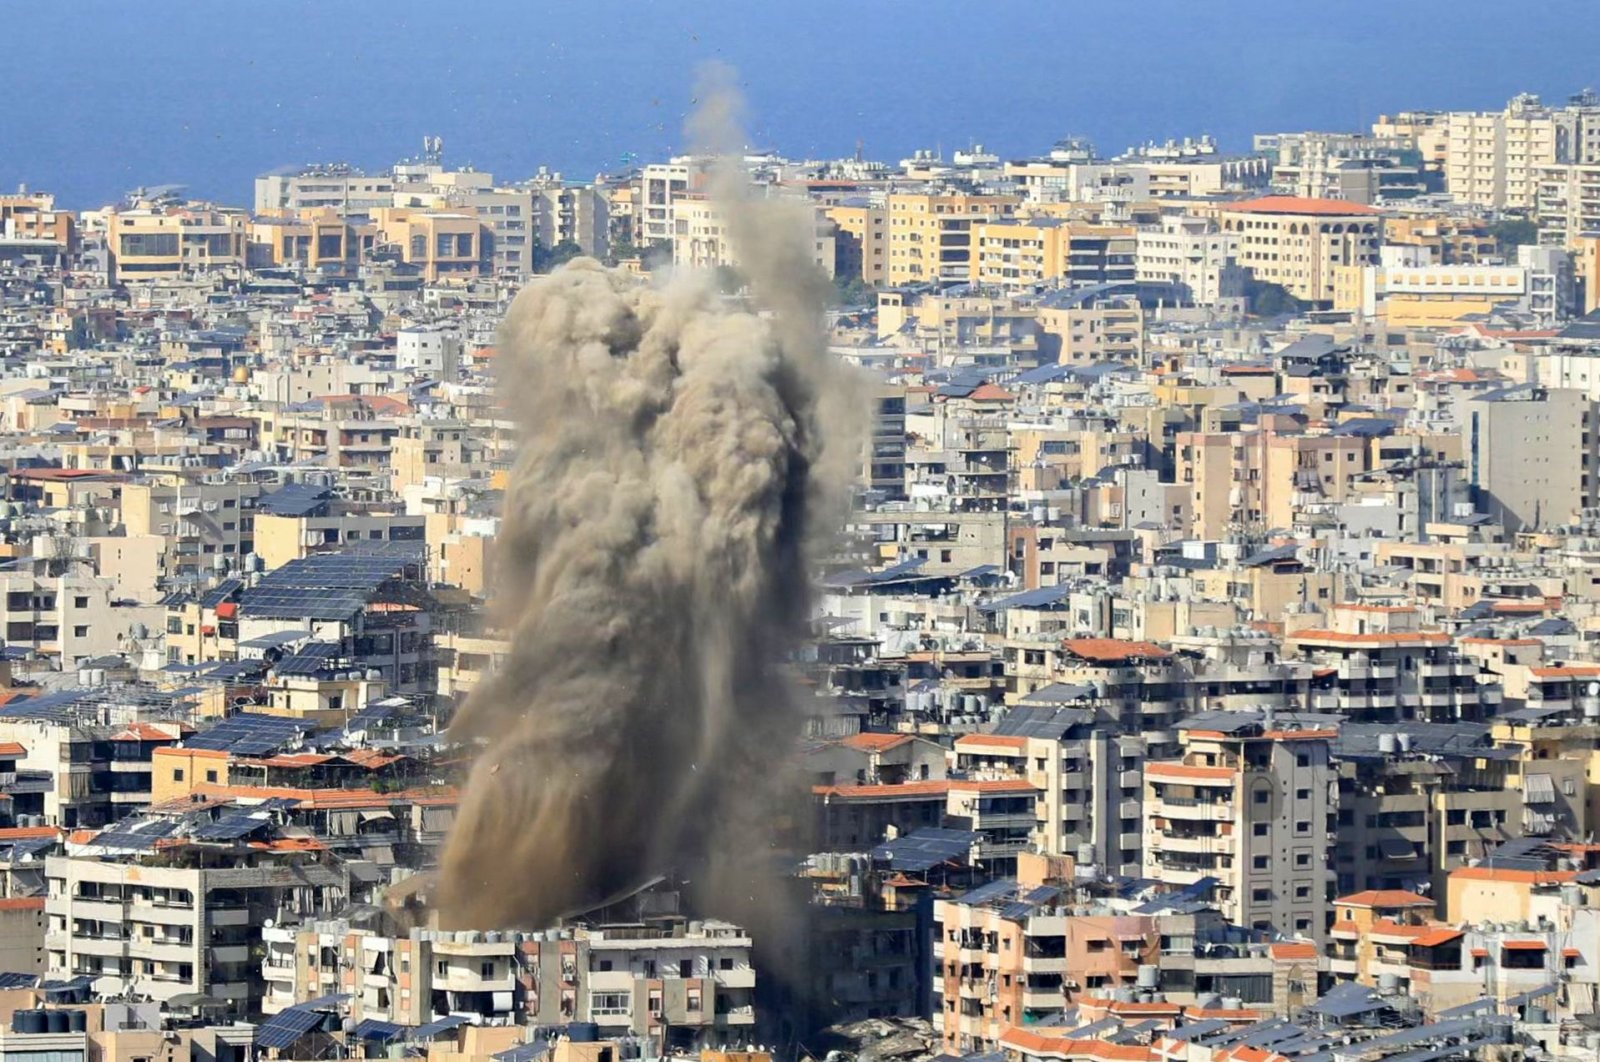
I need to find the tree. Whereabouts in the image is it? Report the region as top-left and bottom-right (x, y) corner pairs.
(1489, 218), (1538, 252)
(532, 239), (583, 274)
(1245, 279), (1304, 318)
(830, 274), (877, 308)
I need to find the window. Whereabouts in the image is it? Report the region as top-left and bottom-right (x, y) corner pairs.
(1296, 753), (1310, 767)
(1253, 855), (1270, 869)
(1254, 790), (1269, 804)
(73, 626), (88, 638)
(1296, 788), (1311, 800)
(173, 769), (185, 782)
(205, 770), (218, 783)
(1295, 820), (1311, 834)
(481, 961), (495, 978)
(1253, 823), (1270, 836)
(1295, 853), (1311, 867)
(1252, 888), (1271, 902)
(1295, 885), (1311, 899)
(73, 596), (88, 609)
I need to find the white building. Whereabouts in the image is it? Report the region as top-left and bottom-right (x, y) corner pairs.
(396, 326), (462, 380)
(1135, 215), (1241, 306)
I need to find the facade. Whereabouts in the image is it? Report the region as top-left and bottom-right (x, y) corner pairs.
(1218, 196), (1382, 305)
(886, 192), (1020, 285)
(1135, 216), (1240, 306)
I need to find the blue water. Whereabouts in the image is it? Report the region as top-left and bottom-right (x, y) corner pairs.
(3, 0), (1596, 209)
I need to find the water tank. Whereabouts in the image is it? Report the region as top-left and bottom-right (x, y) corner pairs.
(962, 694), (982, 715)
(1221, 996), (1243, 1012)
(67, 1011), (86, 1033)
(1526, 1005), (1549, 1023)
(1396, 733), (1413, 753)
(1113, 987), (1136, 1003)
(1378, 972), (1399, 993)
(45, 1010), (68, 1034)
(1378, 733), (1397, 755)
(567, 1023), (600, 1043)
(1077, 843), (1096, 866)
(12, 1011), (44, 1035)
(1137, 964), (1158, 989)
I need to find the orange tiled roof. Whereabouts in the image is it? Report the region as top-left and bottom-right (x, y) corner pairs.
(1451, 865), (1576, 885)
(1062, 638), (1172, 663)
(0, 897), (44, 911)
(0, 742), (24, 758)
(1287, 629), (1451, 646)
(1335, 889), (1434, 909)
(954, 734), (1027, 750)
(839, 732), (914, 752)
(1147, 762), (1234, 781)
(1269, 942), (1318, 960)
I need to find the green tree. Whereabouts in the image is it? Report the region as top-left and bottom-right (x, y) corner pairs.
(1245, 279), (1304, 318)
(1489, 218), (1538, 252)
(532, 239), (584, 274)
(831, 274), (877, 308)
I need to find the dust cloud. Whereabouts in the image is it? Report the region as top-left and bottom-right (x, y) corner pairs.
(436, 63), (862, 930)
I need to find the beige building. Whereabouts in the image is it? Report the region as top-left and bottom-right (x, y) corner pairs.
(106, 206), (247, 281)
(1535, 162), (1600, 248)
(886, 192), (1019, 284)
(1143, 719), (1335, 940)
(968, 219), (1134, 290)
(670, 194), (835, 277)
(1445, 95), (1570, 210)
(1135, 215), (1240, 306)
(825, 202), (887, 284)
(1219, 196), (1381, 305)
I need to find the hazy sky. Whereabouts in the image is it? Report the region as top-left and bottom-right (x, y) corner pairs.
(3, 0), (1597, 207)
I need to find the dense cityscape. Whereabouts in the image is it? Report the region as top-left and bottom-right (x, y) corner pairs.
(1, 77), (1600, 1062)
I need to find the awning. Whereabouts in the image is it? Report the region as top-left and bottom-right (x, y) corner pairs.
(1523, 773), (1556, 805)
(1379, 836), (1416, 859)
(358, 809), (394, 823)
(1523, 807), (1556, 834)
(1502, 940), (1547, 951)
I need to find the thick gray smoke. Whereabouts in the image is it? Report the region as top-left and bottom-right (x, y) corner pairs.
(437, 66), (861, 930)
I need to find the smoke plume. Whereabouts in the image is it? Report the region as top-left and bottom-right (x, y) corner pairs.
(436, 64), (861, 930)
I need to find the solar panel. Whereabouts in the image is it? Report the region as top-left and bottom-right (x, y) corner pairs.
(92, 817), (182, 852)
(414, 1015), (468, 1040)
(956, 879), (1018, 906)
(0, 972), (37, 989)
(275, 643), (347, 676)
(191, 812), (271, 842)
(255, 1006), (326, 1049)
(185, 712), (316, 753)
(200, 579), (243, 609)
(872, 827), (979, 872)
(353, 1018), (410, 1041)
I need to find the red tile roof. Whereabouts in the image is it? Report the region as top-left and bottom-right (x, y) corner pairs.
(838, 732), (914, 753)
(1062, 638), (1172, 663)
(1223, 196), (1383, 216)
(1335, 889), (1434, 909)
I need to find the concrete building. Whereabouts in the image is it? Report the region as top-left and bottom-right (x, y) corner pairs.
(826, 201), (888, 285)
(1444, 94), (1587, 210)
(46, 852), (346, 1014)
(1134, 215), (1240, 306)
(886, 192), (1020, 285)
(1467, 385), (1599, 532)
(1218, 196), (1382, 305)
(395, 326), (463, 380)
(254, 165), (397, 217)
(1142, 714), (1334, 940)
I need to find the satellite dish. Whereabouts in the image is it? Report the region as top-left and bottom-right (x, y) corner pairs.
(1588, 682), (1599, 696)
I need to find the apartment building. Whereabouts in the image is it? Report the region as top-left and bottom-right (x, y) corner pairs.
(46, 850), (346, 1014)
(1135, 215), (1240, 307)
(249, 211), (376, 270)
(524, 918), (756, 1049)
(826, 201), (887, 284)
(1444, 94), (1578, 210)
(968, 219), (1135, 290)
(529, 181), (610, 258)
(106, 207), (247, 281)
(371, 208), (482, 282)
(1142, 712), (1334, 940)
(669, 194), (835, 277)
(886, 192), (1020, 285)
(1218, 197), (1382, 306)
(395, 326), (463, 380)
(254, 165), (397, 217)
(0, 194), (76, 252)
(1467, 385), (1600, 533)
(1036, 292), (1142, 364)
(119, 479), (262, 582)
(1382, 214), (1497, 265)
(1535, 163), (1600, 248)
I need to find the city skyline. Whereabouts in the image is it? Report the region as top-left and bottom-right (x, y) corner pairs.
(3, 0), (1599, 207)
